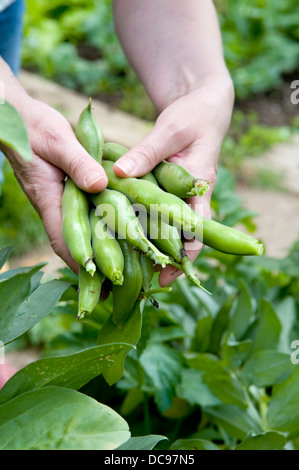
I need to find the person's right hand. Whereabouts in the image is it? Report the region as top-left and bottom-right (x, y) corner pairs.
(3, 95), (108, 273)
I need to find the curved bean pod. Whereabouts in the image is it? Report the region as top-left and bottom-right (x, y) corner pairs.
(112, 239), (143, 325)
(75, 98), (104, 163)
(62, 178), (96, 275)
(91, 189), (170, 267)
(90, 208), (124, 285)
(77, 265), (105, 319)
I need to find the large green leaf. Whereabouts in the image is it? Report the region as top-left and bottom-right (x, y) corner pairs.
(267, 368), (299, 436)
(97, 300), (144, 385)
(235, 431), (286, 450)
(0, 246), (13, 270)
(0, 386), (130, 450)
(117, 435), (167, 450)
(0, 101), (32, 162)
(0, 343), (132, 405)
(0, 263), (45, 343)
(240, 350), (296, 387)
(3, 279), (70, 344)
(170, 438), (220, 450)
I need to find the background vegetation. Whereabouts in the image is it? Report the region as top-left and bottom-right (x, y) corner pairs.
(1, 0), (299, 450)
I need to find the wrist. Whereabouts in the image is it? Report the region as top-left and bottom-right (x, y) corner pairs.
(0, 58), (31, 114)
(158, 68), (235, 113)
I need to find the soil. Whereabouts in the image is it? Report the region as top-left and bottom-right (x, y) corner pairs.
(236, 68), (299, 127)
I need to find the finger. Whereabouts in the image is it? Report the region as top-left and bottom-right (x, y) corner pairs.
(113, 117), (190, 177)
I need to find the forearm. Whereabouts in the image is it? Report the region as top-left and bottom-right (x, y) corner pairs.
(0, 57), (30, 114)
(113, 0), (233, 111)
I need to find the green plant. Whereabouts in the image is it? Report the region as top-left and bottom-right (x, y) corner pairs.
(21, 0), (299, 117)
(1, 99), (298, 451)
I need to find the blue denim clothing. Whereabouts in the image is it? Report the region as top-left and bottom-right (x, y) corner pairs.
(0, 0), (25, 195)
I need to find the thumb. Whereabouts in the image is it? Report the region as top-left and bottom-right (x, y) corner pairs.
(54, 136), (108, 192)
(113, 119), (188, 177)
(64, 140), (108, 192)
(38, 118), (108, 192)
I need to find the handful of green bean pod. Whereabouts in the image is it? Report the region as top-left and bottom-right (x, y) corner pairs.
(61, 101), (264, 323)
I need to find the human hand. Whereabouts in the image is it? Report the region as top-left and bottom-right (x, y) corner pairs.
(113, 80), (234, 286)
(3, 96), (108, 273)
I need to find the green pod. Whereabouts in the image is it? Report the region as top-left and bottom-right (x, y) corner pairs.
(140, 253), (154, 293)
(90, 208), (124, 285)
(91, 189), (170, 268)
(138, 210), (207, 291)
(102, 160), (201, 235)
(140, 172), (159, 185)
(138, 209), (184, 263)
(200, 217), (264, 256)
(62, 178), (96, 275)
(75, 98), (104, 163)
(77, 265), (105, 319)
(112, 240), (143, 325)
(153, 161), (210, 198)
(103, 141), (128, 162)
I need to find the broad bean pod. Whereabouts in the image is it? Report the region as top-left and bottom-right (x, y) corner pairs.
(90, 208), (124, 285)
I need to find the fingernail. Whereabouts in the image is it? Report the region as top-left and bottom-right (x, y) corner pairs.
(85, 173), (106, 188)
(114, 158), (136, 176)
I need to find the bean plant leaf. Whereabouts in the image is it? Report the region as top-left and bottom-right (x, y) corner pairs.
(0, 386), (130, 450)
(209, 294), (235, 354)
(0, 246), (13, 270)
(228, 279), (253, 340)
(176, 368), (221, 408)
(249, 298), (281, 355)
(0, 342), (132, 405)
(221, 332), (252, 370)
(235, 431), (286, 451)
(117, 435), (167, 450)
(240, 350), (296, 387)
(3, 279), (71, 344)
(267, 368), (299, 436)
(170, 438), (220, 451)
(184, 353), (248, 409)
(191, 312), (213, 353)
(275, 297), (297, 353)
(140, 343), (182, 412)
(0, 101), (32, 162)
(0, 263), (45, 343)
(97, 300), (144, 385)
(204, 404), (264, 440)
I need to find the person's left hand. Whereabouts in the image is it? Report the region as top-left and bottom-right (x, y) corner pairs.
(112, 80), (234, 286)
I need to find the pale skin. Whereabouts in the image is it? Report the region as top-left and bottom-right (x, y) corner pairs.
(0, 0), (234, 286)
